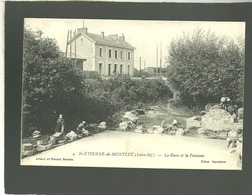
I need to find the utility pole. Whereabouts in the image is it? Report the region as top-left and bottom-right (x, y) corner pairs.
(74, 29), (77, 67)
(70, 30), (72, 59)
(65, 30), (69, 57)
(139, 57), (142, 71)
(156, 43), (158, 68)
(160, 42), (162, 68)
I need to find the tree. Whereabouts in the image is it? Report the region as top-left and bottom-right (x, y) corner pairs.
(22, 27), (84, 136)
(166, 28), (244, 108)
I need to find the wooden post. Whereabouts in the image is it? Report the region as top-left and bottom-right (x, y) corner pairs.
(156, 43), (158, 68)
(70, 30), (72, 59)
(160, 42), (162, 68)
(139, 57), (141, 71)
(74, 29), (77, 67)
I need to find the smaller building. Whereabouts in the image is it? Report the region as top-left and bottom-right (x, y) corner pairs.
(146, 67), (167, 75)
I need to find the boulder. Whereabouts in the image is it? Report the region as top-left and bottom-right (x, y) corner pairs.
(201, 109), (234, 131)
(136, 125), (144, 130)
(197, 134), (208, 138)
(210, 105), (221, 110)
(186, 116), (201, 129)
(238, 119), (243, 123)
(135, 129), (143, 133)
(147, 128), (154, 134)
(135, 125), (144, 133)
(233, 123), (243, 131)
(30, 137), (48, 146)
(22, 143), (33, 151)
(218, 132), (228, 140)
(119, 122), (128, 131)
(153, 126), (164, 134)
(123, 111), (139, 122)
(197, 128), (206, 134)
(36, 144), (47, 152)
(147, 110), (156, 115)
(205, 103), (219, 112)
(236, 140), (243, 155)
(22, 149), (35, 157)
(98, 121), (107, 130)
(66, 131), (78, 141)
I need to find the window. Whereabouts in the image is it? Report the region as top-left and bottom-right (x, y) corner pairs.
(108, 64), (111, 76)
(128, 65), (130, 75)
(80, 38), (83, 43)
(76, 60), (84, 70)
(114, 64), (117, 75)
(120, 51), (123, 59)
(120, 64), (123, 75)
(128, 52), (131, 60)
(99, 63), (102, 74)
(115, 50), (118, 59)
(99, 48), (102, 57)
(109, 49), (112, 58)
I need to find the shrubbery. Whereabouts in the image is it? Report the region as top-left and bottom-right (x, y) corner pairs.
(22, 28), (173, 137)
(166, 28), (244, 109)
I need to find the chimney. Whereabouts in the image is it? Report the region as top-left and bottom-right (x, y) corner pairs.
(119, 34), (125, 41)
(101, 32), (105, 39)
(77, 27), (88, 34)
(84, 27), (88, 34)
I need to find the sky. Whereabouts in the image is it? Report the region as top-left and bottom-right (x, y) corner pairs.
(25, 18), (245, 70)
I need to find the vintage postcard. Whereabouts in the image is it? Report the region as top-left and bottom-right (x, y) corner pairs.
(20, 18), (244, 170)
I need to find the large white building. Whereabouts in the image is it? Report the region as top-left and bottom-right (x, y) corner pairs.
(67, 26), (135, 76)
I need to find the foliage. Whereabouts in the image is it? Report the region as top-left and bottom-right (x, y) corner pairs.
(22, 28), (173, 137)
(166, 28), (244, 109)
(83, 76), (173, 116)
(22, 28), (85, 136)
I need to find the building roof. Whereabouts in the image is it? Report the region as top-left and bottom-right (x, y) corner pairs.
(86, 33), (135, 50)
(69, 29), (135, 50)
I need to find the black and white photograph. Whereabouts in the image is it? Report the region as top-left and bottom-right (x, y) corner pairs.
(20, 18), (245, 170)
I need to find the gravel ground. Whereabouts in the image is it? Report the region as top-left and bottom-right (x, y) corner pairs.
(21, 130), (241, 170)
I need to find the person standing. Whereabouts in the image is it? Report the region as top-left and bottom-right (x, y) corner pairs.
(55, 114), (65, 133)
(220, 95), (226, 110)
(226, 128), (238, 149)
